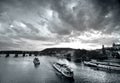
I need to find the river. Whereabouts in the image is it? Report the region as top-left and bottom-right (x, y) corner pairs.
(0, 55), (120, 83)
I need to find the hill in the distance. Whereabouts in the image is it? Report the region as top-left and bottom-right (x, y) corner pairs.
(40, 48), (75, 55)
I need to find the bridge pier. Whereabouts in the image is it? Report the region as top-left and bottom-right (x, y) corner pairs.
(5, 53), (10, 57)
(14, 54), (18, 57)
(23, 53), (25, 57)
(29, 53), (32, 56)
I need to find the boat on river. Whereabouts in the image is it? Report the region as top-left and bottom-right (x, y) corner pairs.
(84, 61), (98, 67)
(33, 57), (40, 65)
(53, 62), (74, 78)
(84, 60), (120, 71)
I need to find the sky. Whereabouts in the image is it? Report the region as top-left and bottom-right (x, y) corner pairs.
(0, 0), (120, 51)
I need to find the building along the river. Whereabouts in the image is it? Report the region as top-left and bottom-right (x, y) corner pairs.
(101, 43), (120, 59)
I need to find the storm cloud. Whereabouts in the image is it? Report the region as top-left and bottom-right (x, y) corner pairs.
(0, 0), (120, 50)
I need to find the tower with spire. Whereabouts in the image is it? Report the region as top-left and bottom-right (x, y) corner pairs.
(102, 45), (106, 55)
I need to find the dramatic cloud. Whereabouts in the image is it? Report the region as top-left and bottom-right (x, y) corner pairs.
(0, 0), (120, 50)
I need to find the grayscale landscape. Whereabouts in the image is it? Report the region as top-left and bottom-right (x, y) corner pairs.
(0, 0), (120, 83)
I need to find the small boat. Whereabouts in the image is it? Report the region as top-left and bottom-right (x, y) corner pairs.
(33, 57), (40, 65)
(53, 62), (74, 78)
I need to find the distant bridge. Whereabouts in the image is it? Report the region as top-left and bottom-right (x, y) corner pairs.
(0, 51), (41, 57)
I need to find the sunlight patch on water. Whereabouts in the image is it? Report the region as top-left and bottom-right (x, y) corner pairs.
(78, 66), (107, 82)
(20, 61), (30, 67)
(7, 59), (32, 71)
(86, 70), (106, 82)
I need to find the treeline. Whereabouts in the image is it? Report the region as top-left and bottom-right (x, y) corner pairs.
(73, 49), (108, 62)
(40, 48), (74, 55)
(40, 48), (108, 61)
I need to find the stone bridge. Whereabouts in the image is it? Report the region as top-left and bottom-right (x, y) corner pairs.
(0, 51), (41, 57)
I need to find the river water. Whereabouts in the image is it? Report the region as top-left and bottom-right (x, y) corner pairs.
(0, 55), (120, 83)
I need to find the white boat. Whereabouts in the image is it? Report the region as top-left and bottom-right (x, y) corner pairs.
(33, 57), (40, 65)
(53, 62), (74, 78)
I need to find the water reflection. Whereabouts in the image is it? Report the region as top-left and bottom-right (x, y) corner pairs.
(34, 64), (40, 68)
